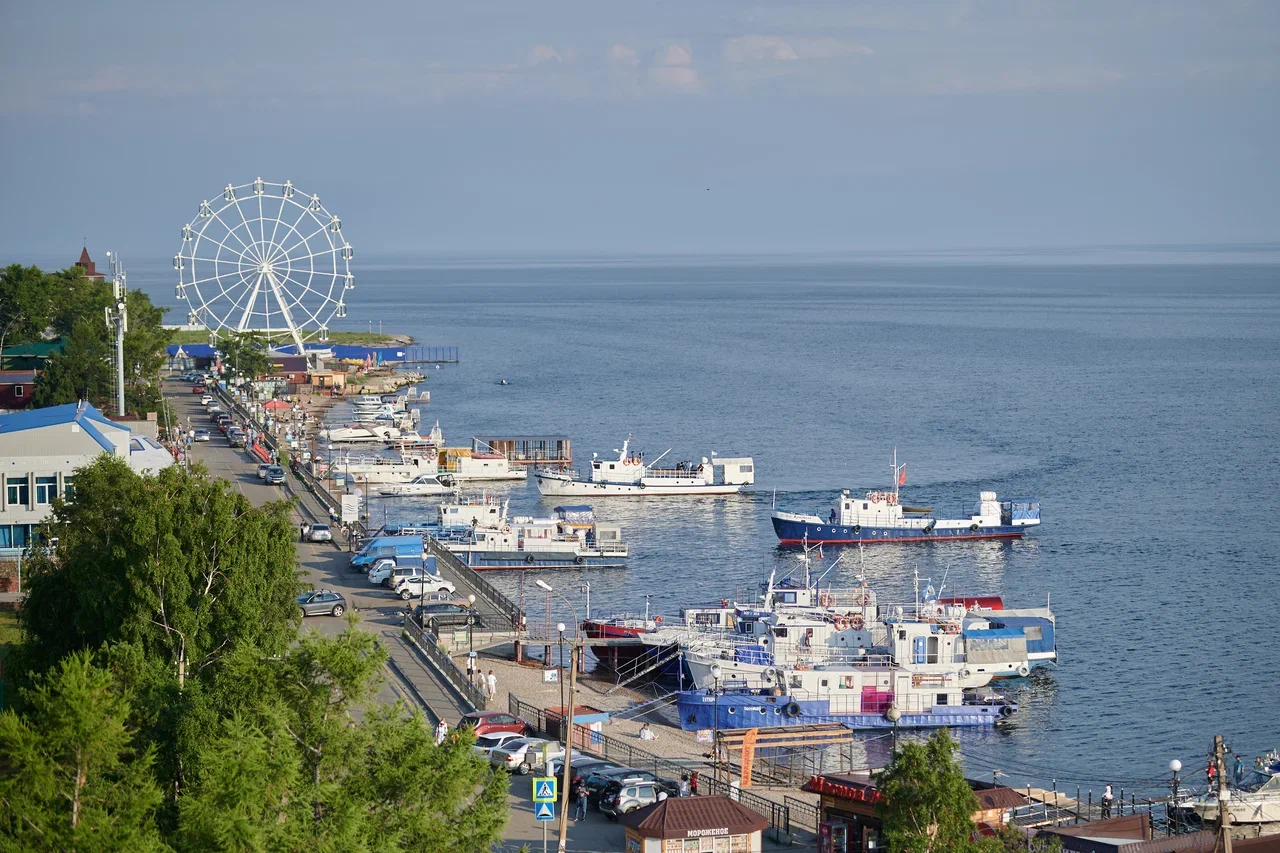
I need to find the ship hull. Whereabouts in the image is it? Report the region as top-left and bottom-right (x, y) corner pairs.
(536, 475), (743, 497)
(771, 515), (1026, 545)
(676, 691), (1012, 731)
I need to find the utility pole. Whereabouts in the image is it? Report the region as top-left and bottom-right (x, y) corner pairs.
(1214, 735), (1233, 853)
(104, 252), (128, 416)
(556, 641), (578, 853)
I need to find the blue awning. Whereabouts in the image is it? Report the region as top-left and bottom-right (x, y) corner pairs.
(963, 627), (1025, 639)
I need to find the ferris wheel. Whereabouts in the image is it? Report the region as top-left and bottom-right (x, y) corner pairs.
(174, 177), (353, 351)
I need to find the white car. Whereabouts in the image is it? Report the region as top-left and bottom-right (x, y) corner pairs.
(490, 738), (564, 775)
(393, 574), (457, 600)
(200, 394), (214, 405)
(307, 524), (333, 543)
(256, 463), (272, 480)
(472, 732), (526, 758)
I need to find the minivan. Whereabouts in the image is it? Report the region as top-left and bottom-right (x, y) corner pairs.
(348, 535), (426, 571)
(369, 559), (437, 588)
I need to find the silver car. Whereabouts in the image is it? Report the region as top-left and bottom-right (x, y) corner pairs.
(297, 590), (347, 617)
(308, 524), (333, 542)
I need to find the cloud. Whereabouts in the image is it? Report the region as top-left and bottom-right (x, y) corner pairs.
(528, 44), (561, 66)
(723, 35), (871, 63)
(648, 43), (702, 93)
(609, 44), (639, 68)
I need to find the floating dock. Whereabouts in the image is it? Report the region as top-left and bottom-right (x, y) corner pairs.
(472, 435), (571, 466)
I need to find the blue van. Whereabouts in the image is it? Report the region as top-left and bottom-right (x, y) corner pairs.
(349, 534), (426, 571)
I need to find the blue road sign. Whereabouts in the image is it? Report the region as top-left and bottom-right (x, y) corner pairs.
(532, 777), (557, 803)
(535, 801), (555, 821)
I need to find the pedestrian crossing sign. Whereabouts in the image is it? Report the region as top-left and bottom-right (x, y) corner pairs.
(535, 801), (555, 821)
(532, 777), (557, 803)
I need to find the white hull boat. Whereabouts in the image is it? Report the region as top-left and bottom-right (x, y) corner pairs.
(534, 436), (753, 497)
(375, 474), (456, 497)
(322, 425), (409, 443)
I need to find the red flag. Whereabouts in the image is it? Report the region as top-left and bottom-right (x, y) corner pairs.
(898, 465), (907, 487)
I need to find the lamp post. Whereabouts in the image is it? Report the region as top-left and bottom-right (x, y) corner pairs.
(468, 594), (477, 656)
(1169, 759), (1182, 834)
(886, 704), (902, 753)
(580, 581), (591, 621)
(535, 579), (580, 853)
(557, 621), (566, 728)
(710, 663), (722, 785)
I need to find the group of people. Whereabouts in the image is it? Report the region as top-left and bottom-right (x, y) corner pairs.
(465, 654), (499, 700)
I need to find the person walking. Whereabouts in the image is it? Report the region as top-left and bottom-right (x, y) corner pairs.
(485, 670), (497, 700)
(1101, 784), (1114, 819)
(573, 778), (588, 821)
(678, 774), (691, 798)
(466, 653), (477, 686)
(434, 719), (448, 746)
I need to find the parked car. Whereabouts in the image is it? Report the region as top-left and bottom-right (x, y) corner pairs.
(489, 738), (563, 775)
(256, 463), (272, 480)
(209, 410), (226, 423)
(412, 602), (483, 628)
(369, 562), (424, 589)
(584, 768), (677, 808)
(191, 384), (205, 394)
(459, 711), (535, 738)
(600, 779), (676, 819)
(545, 754), (611, 780)
(200, 394), (214, 405)
(472, 732), (527, 758)
(307, 523), (333, 542)
(393, 574), (457, 600)
(265, 466), (285, 485)
(193, 429), (211, 442)
(296, 590), (346, 617)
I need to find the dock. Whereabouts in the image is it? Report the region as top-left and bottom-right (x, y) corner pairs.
(472, 435), (571, 466)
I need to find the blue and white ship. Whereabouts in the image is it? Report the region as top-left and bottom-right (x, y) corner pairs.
(771, 452), (1040, 545)
(430, 496), (628, 571)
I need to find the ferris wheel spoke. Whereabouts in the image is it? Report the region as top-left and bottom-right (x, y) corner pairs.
(237, 272), (265, 332)
(264, 190), (289, 258)
(206, 209), (259, 261)
(263, 199), (315, 265)
(271, 223), (329, 265)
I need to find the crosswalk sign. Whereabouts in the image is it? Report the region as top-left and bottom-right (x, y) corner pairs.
(532, 777), (557, 803)
(535, 801), (555, 821)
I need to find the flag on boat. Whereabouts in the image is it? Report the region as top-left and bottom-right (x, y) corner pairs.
(898, 465), (907, 486)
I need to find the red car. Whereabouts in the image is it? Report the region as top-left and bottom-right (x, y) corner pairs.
(460, 711), (535, 738)
(191, 385), (205, 394)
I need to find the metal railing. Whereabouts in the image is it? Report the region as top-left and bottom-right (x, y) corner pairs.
(508, 694), (792, 837)
(784, 795), (820, 832)
(424, 539), (522, 631)
(403, 614), (486, 710)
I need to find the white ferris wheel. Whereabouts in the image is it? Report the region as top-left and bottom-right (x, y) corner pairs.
(174, 177), (353, 351)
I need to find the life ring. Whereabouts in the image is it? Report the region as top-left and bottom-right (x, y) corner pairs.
(960, 668), (971, 679)
(851, 524), (861, 534)
(869, 493), (881, 504)
(574, 556), (585, 565)
(818, 593), (834, 608)
(654, 616), (663, 624)
(853, 590), (870, 606)
(761, 668), (776, 684)
(1000, 704), (1015, 717)
(784, 702), (802, 717)
(833, 616), (849, 631)
(848, 614), (865, 631)
(1017, 664), (1030, 678)
(526, 554), (536, 564)
(969, 523), (979, 532)
(943, 622), (960, 635)
(721, 599), (730, 608)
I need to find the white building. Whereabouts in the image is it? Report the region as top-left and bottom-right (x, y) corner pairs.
(0, 401), (173, 553)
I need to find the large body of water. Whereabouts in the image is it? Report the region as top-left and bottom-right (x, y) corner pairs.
(122, 250), (1277, 797)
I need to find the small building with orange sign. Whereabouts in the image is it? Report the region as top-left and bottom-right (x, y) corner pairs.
(619, 796), (768, 853)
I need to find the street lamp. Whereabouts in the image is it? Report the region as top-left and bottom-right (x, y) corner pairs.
(535, 580), (581, 853)
(557, 621), (566, 727)
(886, 704), (902, 753)
(468, 594), (477, 656)
(1170, 759), (1183, 834)
(710, 663), (722, 785)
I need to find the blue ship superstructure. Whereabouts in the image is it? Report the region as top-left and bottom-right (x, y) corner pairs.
(771, 453), (1040, 545)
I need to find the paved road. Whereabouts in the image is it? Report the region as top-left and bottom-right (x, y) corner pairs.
(167, 380), (473, 721)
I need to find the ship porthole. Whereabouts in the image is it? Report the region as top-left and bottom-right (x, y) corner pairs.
(728, 707), (737, 714)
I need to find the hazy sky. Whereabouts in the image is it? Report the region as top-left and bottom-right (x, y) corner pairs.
(1, 0), (1277, 257)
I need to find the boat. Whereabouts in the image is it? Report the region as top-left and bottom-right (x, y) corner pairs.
(374, 473), (457, 497)
(535, 436), (754, 496)
(431, 497), (628, 570)
(439, 447), (528, 482)
(771, 452), (1040, 545)
(1176, 765), (1280, 826)
(327, 445), (440, 485)
(320, 424), (411, 443)
(675, 663), (1017, 731)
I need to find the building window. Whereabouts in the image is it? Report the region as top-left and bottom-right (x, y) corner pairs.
(35, 476), (58, 504)
(6, 477), (29, 506)
(0, 524), (31, 548)
(62, 477), (75, 500)
(14, 385), (23, 398)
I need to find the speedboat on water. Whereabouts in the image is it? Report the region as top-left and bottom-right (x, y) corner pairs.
(771, 452), (1040, 545)
(321, 424), (410, 443)
(374, 473), (457, 497)
(535, 435), (754, 496)
(1176, 765), (1280, 827)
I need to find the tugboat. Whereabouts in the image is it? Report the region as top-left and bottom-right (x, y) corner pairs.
(535, 435), (754, 497)
(771, 451), (1040, 545)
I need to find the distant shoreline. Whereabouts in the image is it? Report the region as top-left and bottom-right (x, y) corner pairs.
(164, 329), (412, 347)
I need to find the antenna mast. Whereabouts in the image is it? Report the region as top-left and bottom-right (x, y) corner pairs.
(105, 252), (128, 416)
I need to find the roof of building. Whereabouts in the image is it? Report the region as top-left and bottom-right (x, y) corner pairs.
(0, 401), (121, 452)
(973, 786), (1029, 810)
(1, 340), (66, 358)
(0, 371), (39, 384)
(618, 795), (768, 840)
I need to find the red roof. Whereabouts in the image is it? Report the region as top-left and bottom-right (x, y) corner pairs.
(618, 796), (768, 840)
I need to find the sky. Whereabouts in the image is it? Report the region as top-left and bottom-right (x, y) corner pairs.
(0, 0), (1277, 258)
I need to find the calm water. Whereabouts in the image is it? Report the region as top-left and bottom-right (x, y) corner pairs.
(125, 251), (1279, 796)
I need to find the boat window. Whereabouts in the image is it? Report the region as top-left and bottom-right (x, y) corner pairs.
(739, 465), (752, 473)
(936, 693), (949, 706)
(820, 679), (828, 688)
(927, 636), (939, 664)
(863, 503), (868, 510)
(772, 628), (788, 638)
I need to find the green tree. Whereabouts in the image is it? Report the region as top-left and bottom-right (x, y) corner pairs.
(875, 730), (991, 853)
(29, 316), (114, 408)
(0, 651), (169, 853)
(219, 332), (271, 383)
(0, 263), (52, 354)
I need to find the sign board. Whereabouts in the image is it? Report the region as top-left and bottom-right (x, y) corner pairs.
(534, 801), (555, 821)
(532, 777), (557, 803)
(696, 729), (714, 744)
(452, 629), (468, 646)
(543, 668), (559, 683)
(340, 495), (360, 524)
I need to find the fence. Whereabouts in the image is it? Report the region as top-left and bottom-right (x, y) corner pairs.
(508, 694), (792, 838)
(784, 795), (821, 832)
(404, 615), (486, 710)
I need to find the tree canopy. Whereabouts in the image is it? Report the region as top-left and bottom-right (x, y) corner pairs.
(217, 332), (271, 383)
(875, 730), (991, 853)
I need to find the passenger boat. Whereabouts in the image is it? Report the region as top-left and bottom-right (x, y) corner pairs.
(320, 424), (411, 443)
(439, 447), (528, 482)
(374, 473), (457, 497)
(431, 497), (628, 570)
(327, 445), (439, 485)
(771, 452), (1040, 545)
(1176, 765), (1280, 826)
(535, 436), (754, 496)
(675, 664), (1017, 731)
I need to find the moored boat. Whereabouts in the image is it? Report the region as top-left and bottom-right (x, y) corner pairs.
(535, 436), (754, 497)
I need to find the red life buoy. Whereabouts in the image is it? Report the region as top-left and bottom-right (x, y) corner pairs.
(818, 593), (833, 608)
(833, 616), (849, 631)
(721, 599), (730, 608)
(654, 616), (663, 624)
(869, 493), (881, 504)
(849, 614), (865, 630)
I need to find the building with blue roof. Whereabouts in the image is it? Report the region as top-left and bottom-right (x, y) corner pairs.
(0, 401), (173, 551)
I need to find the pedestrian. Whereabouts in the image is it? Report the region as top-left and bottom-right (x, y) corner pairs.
(1235, 754), (1244, 784)
(689, 770), (699, 796)
(679, 774), (691, 798)
(573, 777), (588, 821)
(639, 723), (656, 742)
(1257, 756), (1266, 770)
(1207, 760), (1216, 787)
(1101, 784), (1114, 819)
(485, 670), (497, 700)
(300, 523), (307, 542)
(466, 652), (477, 685)
(434, 719), (448, 746)
(302, 522), (311, 542)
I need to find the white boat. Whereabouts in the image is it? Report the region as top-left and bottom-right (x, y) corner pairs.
(534, 436), (754, 496)
(321, 424), (413, 443)
(432, 496), (627, 569)
(439, 448), (528, 482)
(1178, 767), (1280, 826)
(375, 473), (457, 497)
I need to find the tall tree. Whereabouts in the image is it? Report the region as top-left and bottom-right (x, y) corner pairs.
(0, 263), (51, 354)
(0, 651), (169, 853)
(218, 332), (271, 384)
(875, 730), (993, 853)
